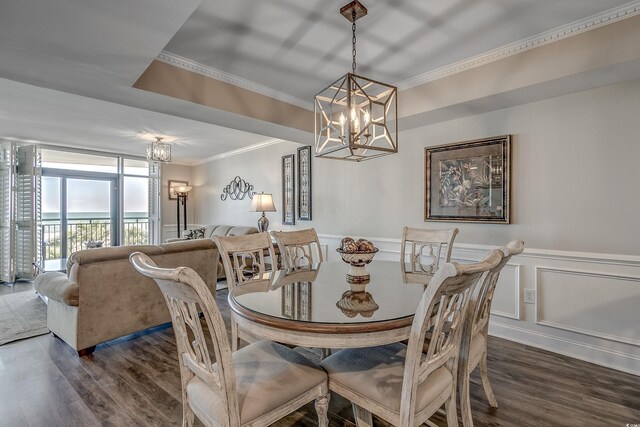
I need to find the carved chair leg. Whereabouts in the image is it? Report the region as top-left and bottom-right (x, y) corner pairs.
(77, 346), (96, 357)
(182, 403), (195, 427)
(460, 370), (474, 427)
(315, 392), (330, 427)
(445, 393), (459, 427)
(352, 403), (373, 427)
(479, 351), (498, 408)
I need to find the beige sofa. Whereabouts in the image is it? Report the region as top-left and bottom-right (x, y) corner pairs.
(166, 224), (259, 279)
(33, 239), (218, 355)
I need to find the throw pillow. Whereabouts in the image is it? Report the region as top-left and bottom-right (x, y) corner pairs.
(183, 227), (206, 240)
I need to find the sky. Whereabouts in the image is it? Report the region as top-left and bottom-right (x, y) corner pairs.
(42, 176), (148, 214)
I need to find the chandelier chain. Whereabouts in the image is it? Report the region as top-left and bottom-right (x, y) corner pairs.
(351, 10), (357, 74)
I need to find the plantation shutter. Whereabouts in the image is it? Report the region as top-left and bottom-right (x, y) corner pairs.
(148, 161), (161, 244)
(15, 145), (41, 280)
(0, 141), (16, 283)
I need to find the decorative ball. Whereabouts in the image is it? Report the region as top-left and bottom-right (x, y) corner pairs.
(358, 240), (376, 252)
(340, 237), (355, 251)
(343, 241), (359, 253)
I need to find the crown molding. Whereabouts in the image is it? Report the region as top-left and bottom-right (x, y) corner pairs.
(396, 1), (640, 90)
(192, 138), (287, 166)
(157, 1), (640, 113)
(156, 51), (312, 110)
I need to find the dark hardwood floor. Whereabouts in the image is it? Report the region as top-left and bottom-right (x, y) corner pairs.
(0, 288), (638, 427)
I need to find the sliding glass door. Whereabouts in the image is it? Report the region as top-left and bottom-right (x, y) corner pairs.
(42, 175), (117, 260)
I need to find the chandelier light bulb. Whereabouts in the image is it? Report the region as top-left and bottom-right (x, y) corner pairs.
(363, 110), (370, 124)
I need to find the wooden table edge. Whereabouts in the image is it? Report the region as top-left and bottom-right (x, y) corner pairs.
(228, 292), (414, 334)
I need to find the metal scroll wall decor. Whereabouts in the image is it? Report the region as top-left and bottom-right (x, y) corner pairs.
(220, 176), (255, 201)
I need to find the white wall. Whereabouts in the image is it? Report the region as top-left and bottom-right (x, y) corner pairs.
(161, 163), (196, 241)
(192, 80), (640, 374)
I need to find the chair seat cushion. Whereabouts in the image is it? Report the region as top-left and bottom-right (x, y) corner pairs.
(320, 342), (452, 417)
(187, 340), (326, 425)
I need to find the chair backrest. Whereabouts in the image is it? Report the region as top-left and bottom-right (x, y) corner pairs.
(213, 233), (277, 291)
(401, 227), (459, 274)
(129, 252), (241, 427)
(399, 249), (502, 426)
(271, 228), (323, 269)
(472, 240), (524, 334)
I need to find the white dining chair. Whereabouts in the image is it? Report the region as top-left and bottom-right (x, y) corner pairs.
(271, 228), (323, 269)
(320, 249), (503, 427)
(458, 240), (525, 427)
(213, 233), (277, 350)
(129, 252), (330, 427)
(401, 227), (459, 274)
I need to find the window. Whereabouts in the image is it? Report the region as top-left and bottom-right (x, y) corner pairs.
(40, 148), (158, 262)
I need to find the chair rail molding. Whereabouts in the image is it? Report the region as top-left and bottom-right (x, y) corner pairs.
(318, 233), (640, 376)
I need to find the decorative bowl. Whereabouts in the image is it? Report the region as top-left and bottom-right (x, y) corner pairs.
(83, 240), (104, 249)
(336, 291), (379, 318)
(336, 248), (378, 290)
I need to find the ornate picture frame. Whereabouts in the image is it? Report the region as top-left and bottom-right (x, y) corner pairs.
(297, 145), (312, 220)
(282, 154), (295, 225)
(425, 135), (511, 223)
(168, 180), (188, 200)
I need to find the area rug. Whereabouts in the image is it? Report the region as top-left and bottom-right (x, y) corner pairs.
(0, 290), (49, 345)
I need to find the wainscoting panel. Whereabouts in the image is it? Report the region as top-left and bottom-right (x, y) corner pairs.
(491, 264), (521, 320)
(318, 233), (640, 375)
(536, 266), (640, 346)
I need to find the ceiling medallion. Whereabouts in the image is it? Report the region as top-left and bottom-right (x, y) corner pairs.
(314, 0), (398, 162)
(147, 136), (172, 163)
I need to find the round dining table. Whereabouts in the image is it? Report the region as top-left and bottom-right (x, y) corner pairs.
(227, 260), (433, 349)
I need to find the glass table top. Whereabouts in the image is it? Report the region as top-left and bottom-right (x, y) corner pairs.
(229, 260), (434, 325)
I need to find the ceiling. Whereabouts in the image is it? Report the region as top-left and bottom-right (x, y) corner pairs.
(0, 0), (637, 163)
(165, 0), (633, 103)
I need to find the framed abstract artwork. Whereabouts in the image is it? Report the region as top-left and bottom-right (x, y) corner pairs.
(425, 135), (511, 223)
(282, 153), (295, 225)
(168, 180), (188, 200)
(297, 145), (312, 220)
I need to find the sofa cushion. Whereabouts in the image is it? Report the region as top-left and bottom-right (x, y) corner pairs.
(211, 225), (233, 236)
(34, 272), (79, 306)
(227, 226), (258, 236)
(203, 225), (219, 238)
(69, 245), (163, 266)
(160, 239), (217, 254)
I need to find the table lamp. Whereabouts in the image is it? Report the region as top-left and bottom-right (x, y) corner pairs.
(251, 192), (276, 232)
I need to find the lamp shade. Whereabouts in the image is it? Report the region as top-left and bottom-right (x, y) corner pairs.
(252, 193), (276, 212)
(173, 185), (193, 194)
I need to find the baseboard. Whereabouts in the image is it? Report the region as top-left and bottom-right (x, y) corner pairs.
(489, 321), (640, 376)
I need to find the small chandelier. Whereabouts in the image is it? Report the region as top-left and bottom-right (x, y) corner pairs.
(147, 137), (171, 163)
(314, 0), (398, 162)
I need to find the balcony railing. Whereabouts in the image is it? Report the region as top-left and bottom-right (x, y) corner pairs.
(42, 216), (149, 260)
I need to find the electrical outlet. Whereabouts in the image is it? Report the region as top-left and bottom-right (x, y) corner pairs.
(524, 289), (536, 304)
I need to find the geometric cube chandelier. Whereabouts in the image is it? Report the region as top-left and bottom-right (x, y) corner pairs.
(314, 0), (398, 162)
(147, 136), (172, 163)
